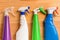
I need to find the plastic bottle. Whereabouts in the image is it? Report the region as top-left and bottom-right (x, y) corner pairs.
(16, 6), (30, 40)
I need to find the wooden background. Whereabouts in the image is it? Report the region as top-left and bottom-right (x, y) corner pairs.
(0, 0), (60, 40)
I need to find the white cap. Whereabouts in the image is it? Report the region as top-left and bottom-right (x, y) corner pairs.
(47, 7), (57, 14)
(18, 6), (30, 12)
(33, 8), (40, 14)
(4, 7), (15, 16)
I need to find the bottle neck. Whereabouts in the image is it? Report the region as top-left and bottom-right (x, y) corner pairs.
(48, 9), (54, 14)
(20, 12), (25, 15)
(48, 13), (53, 14)
(5, 12), (8, 16)
(34, 12), (38, 14)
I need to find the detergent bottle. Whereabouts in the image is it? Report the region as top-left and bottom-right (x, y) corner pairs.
(44, 7), (59, 40)
(16, 6), (30, 40)
(32, 7), (46, 40)
(2, 7), (15, 40)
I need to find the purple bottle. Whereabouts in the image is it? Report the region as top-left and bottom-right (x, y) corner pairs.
(2, 7), (14, 40)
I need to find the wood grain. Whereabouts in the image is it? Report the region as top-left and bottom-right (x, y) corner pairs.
(0, 0), (60, 40)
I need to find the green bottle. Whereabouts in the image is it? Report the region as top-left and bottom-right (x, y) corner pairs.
(32, 7), (46, 40)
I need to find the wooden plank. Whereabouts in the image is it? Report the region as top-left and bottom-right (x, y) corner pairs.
(0, 0), (60, 40)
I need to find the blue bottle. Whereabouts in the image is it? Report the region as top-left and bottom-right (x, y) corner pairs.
(44, 7), (59, 40)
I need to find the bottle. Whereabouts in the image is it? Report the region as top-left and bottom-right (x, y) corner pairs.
(32, 7), (46, 40)
(16, 6), (30, 40)
(44, 7), (59, 40)
(2, 7), (15, 40)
